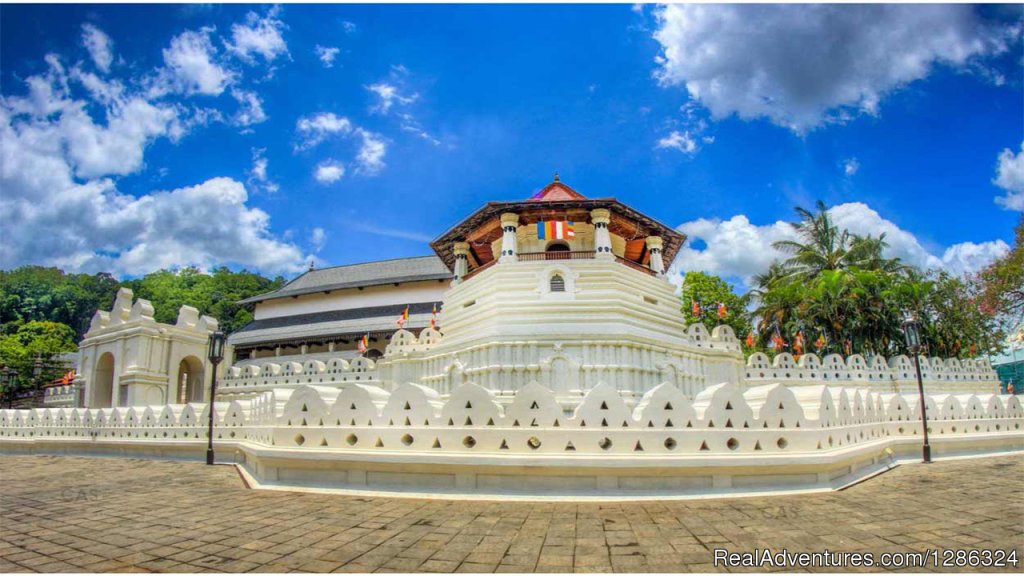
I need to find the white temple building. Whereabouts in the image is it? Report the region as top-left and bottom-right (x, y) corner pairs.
(3, 177), (1019, 498)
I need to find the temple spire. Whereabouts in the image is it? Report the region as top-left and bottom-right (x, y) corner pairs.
(553, 171), (560, 182)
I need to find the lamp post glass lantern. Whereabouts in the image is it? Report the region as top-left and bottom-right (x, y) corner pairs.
(902, 314), (931, 463)
(206, 331), (226, 465)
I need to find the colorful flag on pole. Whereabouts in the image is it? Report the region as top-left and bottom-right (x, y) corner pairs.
(814, 333), (826, 351)
(690, 300), (701, 316)
(536, 220), (575, 240)
(794, 330), (805, 354)
(357, 334), (369, 354)
(717, 302), (728, 320)
(745, 332), (754, 348)
(430, 303), (438, 329)
(771, 326), (786, 350)
(396, 306), (409, 328)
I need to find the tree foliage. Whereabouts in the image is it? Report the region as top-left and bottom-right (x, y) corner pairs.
(0, 267), (120, 338)
(120, 267), (285, 334)
(975, 216), (1024, 327)
(683, 201), (1008, 360)
(0, 321), (78, 395)
(679, 271), (752, 345)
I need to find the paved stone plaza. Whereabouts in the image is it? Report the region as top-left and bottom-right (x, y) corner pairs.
(0, 454), (1021, 573)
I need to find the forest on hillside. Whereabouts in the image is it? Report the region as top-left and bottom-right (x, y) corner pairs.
(0, 266), (285, 390)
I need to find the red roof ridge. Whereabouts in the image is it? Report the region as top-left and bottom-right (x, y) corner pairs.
(527, 174), (587, 202)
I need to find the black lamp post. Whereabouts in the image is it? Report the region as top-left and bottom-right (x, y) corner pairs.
(901, 314), (931, 463)
(206, 330), (226, 465)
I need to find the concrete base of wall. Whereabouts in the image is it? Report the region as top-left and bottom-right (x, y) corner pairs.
(3, 433), (1021, 501)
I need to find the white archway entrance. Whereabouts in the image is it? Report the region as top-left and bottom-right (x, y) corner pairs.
(92, 352), (115, 408)
(176, 356), (205, 404)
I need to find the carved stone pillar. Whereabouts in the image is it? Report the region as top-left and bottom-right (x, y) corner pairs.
(646, 236), (665, 276)
(453, 241), (470, 284)
(591, 208), (613, 260)
(499, 213), (519, 262)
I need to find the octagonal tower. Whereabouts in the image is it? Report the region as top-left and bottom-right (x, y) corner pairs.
(379, 177), (744, 402)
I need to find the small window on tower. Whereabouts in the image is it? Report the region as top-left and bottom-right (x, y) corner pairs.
(550, 274), (565, 292)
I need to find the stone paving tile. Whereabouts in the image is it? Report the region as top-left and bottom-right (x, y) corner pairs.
(0, 454), (1022, 573)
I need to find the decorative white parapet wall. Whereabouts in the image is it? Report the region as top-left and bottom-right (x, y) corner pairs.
(743, 352), (1000, 394)
(2, 381), (1021, 498)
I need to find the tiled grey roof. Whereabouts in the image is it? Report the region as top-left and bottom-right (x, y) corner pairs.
(228, 302), (440, 346)
(238, 256), (451, 305)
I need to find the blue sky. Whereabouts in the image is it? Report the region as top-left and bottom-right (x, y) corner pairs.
(1, 3), (1021, 290)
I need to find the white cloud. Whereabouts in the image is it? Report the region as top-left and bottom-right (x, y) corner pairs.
(398, 112), (440, 146)
(247, 147), (278, 193)
(843, 158), (860, 176)
(653, 4), (1019, 132)
(250, 148), (268, 181)
(294, 112), (353, 150)
(315, 45), (340, 68)
(314, 160), (345, 184)
(354, 129), (387, 175)
(656, 130), (697, 154)
(672, 202), (1009, 286)
(155, 28), (233, 96)
(230, 88), (266, 127)
(347, 221), (432, 243)
(227, 8), (289, 64)
(310, 227), (327, 253)
(81, 24), (114, 73)
(994, 142), (1024, 211)
(61, 97), (180, 178)
(294, 113), (388, 176)
(0, 26), (306, 276)
(342, 21), (357, 34)
(366, 82), (417, 114)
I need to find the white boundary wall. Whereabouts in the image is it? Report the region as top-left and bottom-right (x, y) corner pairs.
(3, 381), (1020, 498)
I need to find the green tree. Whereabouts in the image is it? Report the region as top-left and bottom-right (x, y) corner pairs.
(679, 271), (752, 345)
(747, 201), (1004, 360)
(0, 267), (119, 338)
(0, 321), (78, 398)
(975, 217), (1023, 326)
(122, 267), (285, 334)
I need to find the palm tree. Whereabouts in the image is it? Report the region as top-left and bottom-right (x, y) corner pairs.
(771, 201), (908, 282)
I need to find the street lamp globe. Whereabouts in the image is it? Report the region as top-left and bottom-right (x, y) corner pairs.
(902, 314), (922, 354)
(207, 331), (226, 363)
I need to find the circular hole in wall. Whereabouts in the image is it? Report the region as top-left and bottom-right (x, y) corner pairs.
(777, 438), (788, 449)
(294, 434), (305, 446)
(726, 438), (739, 451)
(527, 437), (542, 450)
(401, 434), (414, 446)
(664, 437), (677, 450)
(599, 437), (613, 451)
(463, 436), (477, 448)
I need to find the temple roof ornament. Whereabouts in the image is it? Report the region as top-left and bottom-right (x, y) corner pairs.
(430, 177), (686, 272)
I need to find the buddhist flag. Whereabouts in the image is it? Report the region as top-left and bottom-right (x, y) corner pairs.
(430, 303), (438, 329)
(771, 326), (786, 350)
(357, 334), (369, 354)
(396, 306), (409, 328)
(794, 331), (805, 354)
(745, 332), (755, 348)
(814, 333), (826, 351)
(717, 302), (728, 320)
(691, 300), (701, 316)
(536, 220), (575, 240)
